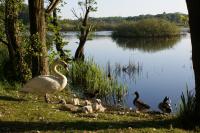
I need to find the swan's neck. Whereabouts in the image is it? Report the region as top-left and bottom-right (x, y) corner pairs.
(52, 64), (67, 90)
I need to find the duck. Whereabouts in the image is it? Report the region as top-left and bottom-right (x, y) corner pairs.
(158, 96), (172, 113)
(21, 59), (68, 103)
(133, 91), (150, 111)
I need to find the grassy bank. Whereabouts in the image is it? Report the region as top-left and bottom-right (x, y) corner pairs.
(112, 19), (180, 38)
(0, 84), (193, 133)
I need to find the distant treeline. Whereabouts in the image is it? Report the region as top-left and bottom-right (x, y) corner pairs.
(18, 4), (188, 31)
(60, 12), (188, 31)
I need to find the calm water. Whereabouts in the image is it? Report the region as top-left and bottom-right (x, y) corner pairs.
(63, 31), (195, 112)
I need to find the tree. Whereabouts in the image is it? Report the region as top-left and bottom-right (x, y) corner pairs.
(186, 0), (200, 118)
(48, 0), (70, 61)
(72, 0), (97, 60)
(0, 0), (30, 82)
(28, 0), (60, 76)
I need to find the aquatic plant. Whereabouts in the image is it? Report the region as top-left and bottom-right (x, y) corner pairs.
(177, 88), (197, 128)
(69, 59), (127, 101)
(112, 61), (142, 82)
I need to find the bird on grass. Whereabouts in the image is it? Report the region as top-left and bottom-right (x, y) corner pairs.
(158, 96), (172, 113)
(133, 91), (150, 111)
(21, 59), (68, 103)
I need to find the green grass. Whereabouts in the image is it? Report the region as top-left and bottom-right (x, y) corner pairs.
(0, 83), (195, 133)
(176, 89), (200, 129)
(70, 59), (127, 100)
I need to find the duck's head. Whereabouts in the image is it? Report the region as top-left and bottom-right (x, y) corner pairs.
(163, 96), (170, 103)
(134, 91), (139, 97)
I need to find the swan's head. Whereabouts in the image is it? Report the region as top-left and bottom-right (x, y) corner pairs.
(54, 59), (69, 71)
(60, 60), (69, 71)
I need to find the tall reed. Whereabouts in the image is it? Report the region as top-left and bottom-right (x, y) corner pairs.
(177, 88), (197, 128)
(69, 59), (127, 100)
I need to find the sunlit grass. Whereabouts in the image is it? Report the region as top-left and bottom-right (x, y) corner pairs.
(0, 83), (191, 132)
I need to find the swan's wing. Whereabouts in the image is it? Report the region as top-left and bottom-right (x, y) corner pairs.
(21, 75), (60, 95)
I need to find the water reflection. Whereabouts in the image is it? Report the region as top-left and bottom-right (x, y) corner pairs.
(112, 37), (181, 52)
(109, 61), (142, 83)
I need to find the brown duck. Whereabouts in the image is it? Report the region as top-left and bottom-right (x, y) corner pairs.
(158, 96), (172, 113)
(133, 91), (150, 111)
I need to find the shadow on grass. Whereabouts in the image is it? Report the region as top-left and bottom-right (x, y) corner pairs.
(0, 96), (26, 102)
(0, 119), (174, 132)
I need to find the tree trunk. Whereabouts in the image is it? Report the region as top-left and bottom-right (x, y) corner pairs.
(4, 0), (29, 82)
(186, 0), (200, 116)
(74, 4), (91, 61)
(74, 26), (89, 60)
(28, 0), (49, 76)
(74, 38), (86, 60)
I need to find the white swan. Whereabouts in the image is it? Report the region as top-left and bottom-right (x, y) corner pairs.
(21, 60), (68, 103)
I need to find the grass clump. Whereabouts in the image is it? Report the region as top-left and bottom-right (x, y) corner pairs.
(112, 18), (180, 38)
(70, 59), (127, 100)
(177, 89), (199, 129)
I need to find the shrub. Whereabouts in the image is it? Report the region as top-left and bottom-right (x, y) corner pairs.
(112, 18), (180, 38)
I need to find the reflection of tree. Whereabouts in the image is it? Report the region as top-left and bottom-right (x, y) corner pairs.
(112, 37), (181, 53)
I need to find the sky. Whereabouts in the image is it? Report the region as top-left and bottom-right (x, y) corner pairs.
(59, 0), (188, 19)
(25, 0), (188, 19)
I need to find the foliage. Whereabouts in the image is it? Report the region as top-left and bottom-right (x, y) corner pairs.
(0, 46), (9, 80)
(0, 0), (32, 82)
(18, 4), (29, 25)
(125, 12), (188, 26)
(69, 59), (127, 99)
(0, 1), (6, 43)
(47, 8), (71, 62)
(59, 12), (188, 31)
(112, 19), (180, 38)
(177, 88), (197, 129)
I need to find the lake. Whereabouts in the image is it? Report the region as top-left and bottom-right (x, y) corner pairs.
(63, 31), (195, 112)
